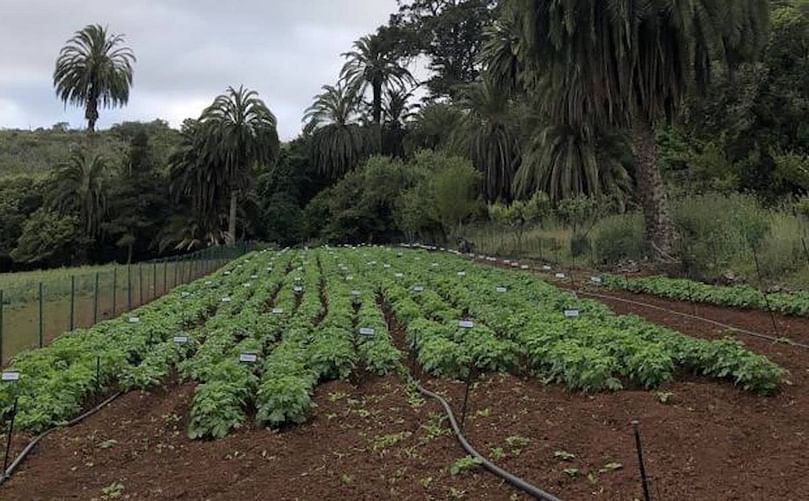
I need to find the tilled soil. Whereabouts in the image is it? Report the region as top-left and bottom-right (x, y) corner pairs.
(1, 285), (808, 500)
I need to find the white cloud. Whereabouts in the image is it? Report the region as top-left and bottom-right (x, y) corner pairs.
(0, 0), (400, 138)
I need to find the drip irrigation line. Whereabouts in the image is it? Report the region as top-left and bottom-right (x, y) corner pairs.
(573, 289), (809, 351)
(0, 390), (123, 486)
(414, 379), (563, 501)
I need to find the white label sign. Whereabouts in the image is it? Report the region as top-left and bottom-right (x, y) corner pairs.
(128, 317), (140, 324)
(251, 275), (258, 280)
(272, 308), (283, 315)
(457, 271), (466, 277)
(181, 291), (191, 298)
(351, 290), (361, 297)
(564, 309), (580, 318)
(555, 273), (566, 279)
(2, 371), (20, 382)
(239, 353), (258, 363)
(173, 336), (189, 344)
(521, 265), (529, 270)
(458, 320), (474, 329)
(395, 273), (404, 278)
(496, 286), (507, 293)
(591, 276), (603, 285)
(504, 260), (511, 264)
(358, 327), (376, 336)
(511, 262), (519, 268)
(224, 271), (231, 276)
(543, 265), (552, 271)
(293, 286), (303, 293)
(412, 286), (424, 293)
(221, 297), (232, 303)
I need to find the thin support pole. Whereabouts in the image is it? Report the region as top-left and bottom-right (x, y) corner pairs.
(0, 290), (4, 367)
(93, 272), (100, 324)
(38, 282), (44, 348)
(632, 420), (652, 501)
(163, 261), (168, 295)
(2, 397), (19, 475)
(139, 265), (144, 306)
(112, 268), (118, 315)
(750, 245), (779, 335)
(127, 265), (132, 311)
(69, 275), (75, 331)
(152, 262), (157, 301)
(459, 362), (476, 432)
(173, 259), (178, 288)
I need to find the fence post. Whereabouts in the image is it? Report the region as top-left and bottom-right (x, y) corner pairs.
(127, 265), (132, 311)
(152, 262), (157, 301)
(38, 282), (44, 348)
(69, 275), (75, 331)
(94, 272), (99, 324)
(112, 267), (118, 315)
(163, 261), (168, 294)
(173, 258), (178, 288)
(0, 289), (4, 367)
(139, 265), (144, 306)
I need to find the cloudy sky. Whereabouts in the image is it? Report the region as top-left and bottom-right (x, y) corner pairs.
(0, 0), (406, 139)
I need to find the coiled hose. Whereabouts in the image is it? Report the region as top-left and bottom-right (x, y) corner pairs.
(0, 391), (123, 486)
(414, 380), (563, 501)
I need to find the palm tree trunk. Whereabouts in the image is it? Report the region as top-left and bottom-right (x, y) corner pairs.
(85, 96), (99, 133)
(373, 81), (383, 153)
(227, 190), (238, 245)
(631, 117), (676, 262)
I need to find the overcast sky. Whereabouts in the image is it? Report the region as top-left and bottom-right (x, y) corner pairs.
(0, 0), (405, 139)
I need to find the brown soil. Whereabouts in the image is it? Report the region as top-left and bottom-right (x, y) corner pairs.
(2, 270), (808, 500)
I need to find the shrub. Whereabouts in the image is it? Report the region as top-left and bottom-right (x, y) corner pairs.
(591, 213), (647, 264)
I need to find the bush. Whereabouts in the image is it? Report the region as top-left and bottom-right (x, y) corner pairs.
(591, 213), (647, 264)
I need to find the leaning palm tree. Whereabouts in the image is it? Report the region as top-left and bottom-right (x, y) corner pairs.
(303, 83), (370, 177)
(507, 0), (770, 261)
(198, 86), (280, 245)
(451, 80), (522, 202)
(53, 24), (135, 132)
(49, 148), (108, 237)
(341, 33), (415, 148)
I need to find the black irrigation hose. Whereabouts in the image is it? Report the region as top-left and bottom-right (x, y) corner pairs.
(574, 289), (809, 351)
(0, 390), (123, 486)
(414, 380), (563, 501)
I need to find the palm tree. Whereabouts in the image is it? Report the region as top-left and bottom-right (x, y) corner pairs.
(507, 0), (770, 261)
(49, 148), (108, 237)
(514, 122), (632, 205)
(451, 80), (521, 202)
(199, 86), (280, 244)
(303, 83), (369, 177)
(341, 33), (415, 148)
(382, 88), (416, 158)
(53, 24), (135, 132)
(403, 102), (464, 155)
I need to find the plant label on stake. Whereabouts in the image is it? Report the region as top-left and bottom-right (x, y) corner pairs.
(395, 273), (404, 279)
(521, 265), (529, 270)
(496, 286), (507, 293)
(239, 353), (258, 363)
(128, 316), (140, 324)
(293, 286), (303, 294)
(458, 320), (474, 329)
(1, 371), (20, 382)
(351, 290), (361, 297)
(564, 309), (580, 318)
(272, 308), (283, 315)
(358, 327), (376, 337)
(173, 335), (189, 344)
(543, 265), (552, 271)
(221, 297), (232, 303)
(412, 286), (425, 293)
(591, 276), (603, 285)
(457, 271), (466, 277)
(555, 273), (566, 279)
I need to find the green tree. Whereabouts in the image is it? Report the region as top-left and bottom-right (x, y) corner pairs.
(199, 86), (280, 244)
(403, 102), (463, 156)
(341, 33), (415, 148)
(451, 80), (521, 201)
(48, 148), (108, 239)
(391, 0), (498, 97)
(488, 191), (550, 251)
(103, 131), (168, 262)
(507, 0), (770, 261)
(53, 24), (135, 133)
(11, 209), (83, 267)
(303, 83), (369, 177)
(418, 150), (482, 237)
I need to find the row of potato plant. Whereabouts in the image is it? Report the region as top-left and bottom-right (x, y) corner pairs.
(0, 253), (258, 433)
(352, 247), (783, 394)
(602, 274), (809, 317)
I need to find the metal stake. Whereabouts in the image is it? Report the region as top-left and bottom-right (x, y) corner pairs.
(632, 420), (652, 501)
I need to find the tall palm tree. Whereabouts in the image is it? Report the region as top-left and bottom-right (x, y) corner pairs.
(403, 102), (464, 156)
(382, 88), (416, 158)
(451, 80), (521, 202)
(507, 0), (770, 261)
(49, 148), (108, 237)
(303, 83), (369, 177)
(341, 33), (415, 149)
(53, 24), (135, 132)
(199, 86), (280, 244)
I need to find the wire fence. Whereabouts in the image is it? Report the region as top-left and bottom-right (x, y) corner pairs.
(0, 243), (254, 367)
